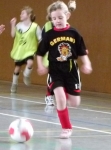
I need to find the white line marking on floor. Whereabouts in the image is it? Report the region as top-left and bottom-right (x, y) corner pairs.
(0, 112), (111, 135)
(0, 96), (111, 115)
(71, 107), (111, 115)
(0, 96), (45, 104)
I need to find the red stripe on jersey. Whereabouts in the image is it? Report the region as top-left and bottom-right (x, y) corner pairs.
(74, 89), (81, 93)
(49, 82), (54, 89)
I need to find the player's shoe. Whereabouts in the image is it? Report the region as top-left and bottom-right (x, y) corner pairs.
(45, 95), (54, 106)
(23, 76), (31, 86)
(60, 129), (72, 139)
(55, 138), (72, 150)
(44, 105), (55, 114)
(11, 84), (17, 93)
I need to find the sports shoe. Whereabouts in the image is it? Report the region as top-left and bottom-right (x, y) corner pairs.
(44, 105), (55, 114)
(11, 84), (17, 93)
(60, 129), (72, 139)
(45, 95), (54, 106)
(55, 138), (72, 150)
(23, 76), (31, 86)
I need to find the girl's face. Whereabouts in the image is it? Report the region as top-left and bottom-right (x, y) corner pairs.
(51, 9), (69, 29)
(20, 10), (30, 21)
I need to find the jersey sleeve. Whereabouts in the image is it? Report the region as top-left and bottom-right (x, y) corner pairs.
(16, 22), (21, 31)
(36, 25), (42, 42)
(76, 35), (87, 56)
(36, 34), (49, 56)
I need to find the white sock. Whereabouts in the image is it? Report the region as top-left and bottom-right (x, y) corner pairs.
(12, 74), (19, 85)
(23, 67), (33, 77)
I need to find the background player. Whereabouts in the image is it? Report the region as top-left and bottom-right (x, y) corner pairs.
(10, 6), (41, 93)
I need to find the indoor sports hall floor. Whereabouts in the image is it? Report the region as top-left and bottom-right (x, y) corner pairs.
(0, 81), (111, 150)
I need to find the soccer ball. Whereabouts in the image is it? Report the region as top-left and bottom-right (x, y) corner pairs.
(9, 118), (34, 142)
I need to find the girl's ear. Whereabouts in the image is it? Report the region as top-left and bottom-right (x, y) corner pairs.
(29, 13), (31, 17)
(66, 12), (71, 20)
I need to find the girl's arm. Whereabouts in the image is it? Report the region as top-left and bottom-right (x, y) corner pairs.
(79, 55), (92, 74)
(37, 55), (43, 69)
(10, 18), (17, 37)
(36, 32), (49, 75)
(79, 55), (91, 65)
(37, 55), (48, 75)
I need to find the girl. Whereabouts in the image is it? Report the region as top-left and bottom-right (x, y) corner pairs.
(0, 24), (5, 34)
(42, 0), (77, 107)
(37, 1), (92, 138)
(10, 6), (41, 93)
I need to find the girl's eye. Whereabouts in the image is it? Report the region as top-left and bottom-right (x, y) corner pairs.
(59, 17), (63, 19)
(52, 18), (56, 20)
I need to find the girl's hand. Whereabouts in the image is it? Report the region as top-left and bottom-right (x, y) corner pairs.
(80, 64), (92, 74)
(0, 25), (5, 34)
(86, 49), (89, 55)
(10, 18), (17, 26)
(37, 65), (48, 75)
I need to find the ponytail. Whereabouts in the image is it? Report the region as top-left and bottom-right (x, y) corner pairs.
(30, 14), (36, 22)
(68, 0), (76, 12)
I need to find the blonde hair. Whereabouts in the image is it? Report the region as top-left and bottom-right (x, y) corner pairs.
(46, 0), (76, 20)
(21, 6), (36, 22)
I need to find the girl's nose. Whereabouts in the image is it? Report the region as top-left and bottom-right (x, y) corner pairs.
(56, 19), (60, 23)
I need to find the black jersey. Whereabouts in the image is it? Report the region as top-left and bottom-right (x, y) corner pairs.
(37, 25), (87, 62)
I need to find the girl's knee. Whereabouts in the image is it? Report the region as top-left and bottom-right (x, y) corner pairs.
(27, 60), (33, 68)
(71, 100), (81, 107)
(56, 96), (67, 110)
(54, 87), (67, 110)
(56, 96), (65, 103)
(68, 96), (81, 107)
(14, 66), (20, 74)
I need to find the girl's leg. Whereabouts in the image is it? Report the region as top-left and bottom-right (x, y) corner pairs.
(67, 94), (81, 107)
(23, 59), (33, 86)
(54, 87), (66, 110)
(11, 66), (21, 93)
(54, 87), (72, 138)
(45, 86), (54, 106)
(45, 74), (54, 106)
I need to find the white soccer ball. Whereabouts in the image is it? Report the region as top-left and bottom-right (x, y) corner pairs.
(9, 118), (34, 142)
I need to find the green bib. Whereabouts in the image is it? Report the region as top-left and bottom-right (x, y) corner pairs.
(11, 22), (38, 60)
(43, 21), (53, 67)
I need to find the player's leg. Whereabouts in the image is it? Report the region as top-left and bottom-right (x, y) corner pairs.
(49, 62), (73, 138)
(43, 53), (54, 105)
(54, 86), (72, 138)
(23, 56), (34, 86)
(45, 74), (54, 106)
(11, 63), (21, 93)
(45, 87), (54, 106)
(66, 60), (81, 107)
(67, 94), (81, 107)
